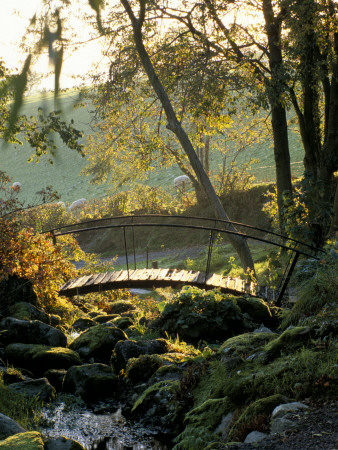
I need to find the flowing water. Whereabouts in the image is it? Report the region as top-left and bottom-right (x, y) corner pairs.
(41, 398), (170, 450)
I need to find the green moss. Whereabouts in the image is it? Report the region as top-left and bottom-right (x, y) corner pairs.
(228, 394), (289, 442)
(235, 297), (273, 325)
(0, 382), (42, 430)
(0, 432), (44, 449)
(219, 332), (277, 358)
(195, 346), (337, 409)
(173, 397), (234, 449)
(263, 326), (311, 361)
(132, 380), (179, 412)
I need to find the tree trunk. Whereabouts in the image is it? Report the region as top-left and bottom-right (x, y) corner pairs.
(121, 0), (255, 274)
(262, 0), (293, 233)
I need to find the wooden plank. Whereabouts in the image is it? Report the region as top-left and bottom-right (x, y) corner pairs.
(156, 268), (170, 280)
(132, 268), (147, 280)
(180, 270), (193, 282)
(116, 270), (133, 282)
(205, 273), (215, 286)
(139, 269), (154, 281)
(129, 269), (144, 281)
(105, 271), (122, 283)
(171, 270), (186, 282)
(188, 271), (199, 283)
(83, 273), (103, 287)
(195, 271), (207, 285)
(93, 272), (110, 285)
(149, 269), (161, 281)
(69, 275), (92, 290)
(163, 269), (176, 280)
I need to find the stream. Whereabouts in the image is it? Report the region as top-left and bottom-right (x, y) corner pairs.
(41, 397), (170, 449)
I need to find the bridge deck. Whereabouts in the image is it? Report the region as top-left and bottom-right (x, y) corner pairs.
(59, 268), (277, 301)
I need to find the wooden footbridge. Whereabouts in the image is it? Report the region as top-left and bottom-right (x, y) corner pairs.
(47, 214), (323, 306)
(59, 268), (276, 301)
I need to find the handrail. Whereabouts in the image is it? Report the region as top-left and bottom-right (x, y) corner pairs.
(44, 213), (325, 254)
(50, 222), (320, 260)
(46, 214), (325, 305)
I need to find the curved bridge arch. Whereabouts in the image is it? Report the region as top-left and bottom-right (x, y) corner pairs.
(47, 214), (323, 305)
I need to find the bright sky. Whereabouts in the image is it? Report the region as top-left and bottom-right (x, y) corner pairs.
(0, 0), (104, 91)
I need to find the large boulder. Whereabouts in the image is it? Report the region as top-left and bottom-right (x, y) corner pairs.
(0, 432), (44, 449)
(45, 436), (85, 450)
(0, 413), (26, 440)
(106, 301), (137, 315)
(151, 287), (251, 344)
(235, 297), (276, 327)
(8, 302), (58, 326)
(69, 323), (127, 363)
(71, 317), (97, 332)
(0, 317), (67, 347)
(126, 353), (186, 384)
(112, 339), (172, 372)
(8, 378), (55, 402)
(63, 363), (119, 402)
(5, 343), (81, 376)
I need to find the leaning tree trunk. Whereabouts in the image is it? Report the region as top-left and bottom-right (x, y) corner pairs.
(121, 0), (255, 274)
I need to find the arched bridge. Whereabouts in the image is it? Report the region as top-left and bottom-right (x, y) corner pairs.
(47, 214), (323, 306)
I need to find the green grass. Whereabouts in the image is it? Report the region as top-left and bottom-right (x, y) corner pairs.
(1, 90), (305, 207)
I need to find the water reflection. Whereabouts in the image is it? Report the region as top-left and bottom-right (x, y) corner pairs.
(41, 400), (169, 450)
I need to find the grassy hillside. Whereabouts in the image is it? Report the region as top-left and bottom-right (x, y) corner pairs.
(1, 90), (305, 206)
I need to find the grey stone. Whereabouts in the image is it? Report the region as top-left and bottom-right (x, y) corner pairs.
(271, 401), (309, 419)
(253, 325), (274, 333)
(270, 402), (309, 435)
(112, 339), (171, 372)
(214, 412), (234, 440)
(0, 317), (67, 347)
(8, 377), (55, 402)
(244, 431), (268, 443)
(8, 302), (51, 324)
(0, 412), (26, 440)
(72, 317), (97, 331)
(45, 436), (85, 450)
(63, 363), (118, 402)
(270, 416), (298, 434)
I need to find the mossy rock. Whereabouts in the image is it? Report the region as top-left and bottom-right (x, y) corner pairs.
(174, 397), (234, 450)
(235, 297), (274, 326)
(126, 353), (184, 384)
(131, 379), (180, 424)
(68, 324), (128, 363)
(63, 363), (118, 402)
(107, 301), (137, 315)
(263, 326), (312, 362)
(110, 316), (134, 330)
(5, 343), (81, 376)
(219, 332), (277, 358)
(8, 302), (50, 324)
(0, 432), (44, 449)
(94, 314), (120, 324)
(228, 394), (289, 442)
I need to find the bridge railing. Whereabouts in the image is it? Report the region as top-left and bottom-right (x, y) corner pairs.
(45, 214), (325, 305)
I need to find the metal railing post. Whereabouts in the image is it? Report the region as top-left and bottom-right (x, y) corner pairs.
(123, 226), (129, 279)
(205, 220), (216, 278)
(131, 216), (136, 270)
(276, 250), (300, 306)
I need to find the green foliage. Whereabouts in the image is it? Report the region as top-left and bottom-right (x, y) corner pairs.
(282, 255), (338, 329)
(0, 376), (42, 430)
(228, 394), (289, 442)
(173, 397), (234, 450)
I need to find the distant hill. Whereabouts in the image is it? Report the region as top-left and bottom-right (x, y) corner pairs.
(1, 90), (304, 206)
